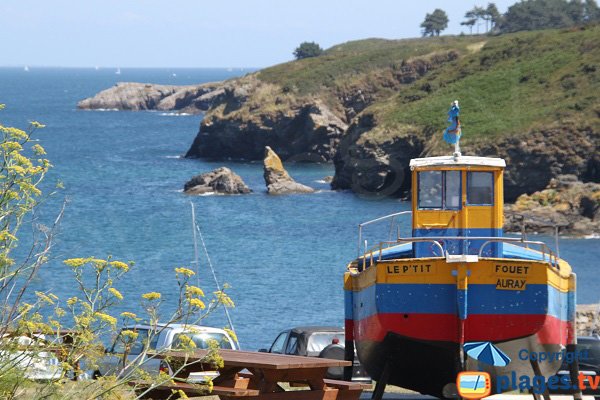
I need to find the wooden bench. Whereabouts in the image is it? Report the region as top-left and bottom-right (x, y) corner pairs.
(130, 380), (260, 398)
(322, 379), (371, 400)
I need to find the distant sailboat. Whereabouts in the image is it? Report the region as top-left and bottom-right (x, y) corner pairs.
(115, 68), (121, 75)
(94, 66), (100, 71)
(24, 66), (29, 72)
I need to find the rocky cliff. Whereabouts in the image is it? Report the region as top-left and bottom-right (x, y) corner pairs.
(77, 82), (225, 113)
(79, 28), (600, 201)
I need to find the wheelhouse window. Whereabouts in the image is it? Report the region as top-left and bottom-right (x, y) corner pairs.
(418, 170), (461, 210)
(467, 172), (494, 205)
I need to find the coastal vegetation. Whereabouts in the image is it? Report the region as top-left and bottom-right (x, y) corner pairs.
(420, 9), (449, 37)
(293, 41), (324, 60)
(0, 108), (235, 398)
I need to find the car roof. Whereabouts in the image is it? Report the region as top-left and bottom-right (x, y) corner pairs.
(123, 323), (228, 333)
(289, 326), (344, 335)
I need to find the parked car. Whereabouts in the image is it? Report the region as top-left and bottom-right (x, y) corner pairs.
(0, 334), (63, 381)
(259, 326), (370, 382)
(90, 323), (237, 382)
(550, 336), (600, 398)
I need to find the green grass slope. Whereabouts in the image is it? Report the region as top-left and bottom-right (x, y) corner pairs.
(361, 26), (600, 144)
(258, 36), (485, 97)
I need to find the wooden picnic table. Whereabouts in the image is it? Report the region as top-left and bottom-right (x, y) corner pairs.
(136, 348), (369, 400)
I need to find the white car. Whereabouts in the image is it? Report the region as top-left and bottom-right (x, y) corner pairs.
(0, 335), (62, 381)
(92, 323), (237, 382)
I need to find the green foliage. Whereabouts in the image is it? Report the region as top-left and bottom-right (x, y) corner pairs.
(259, 36), (483, 96)
(367, 26), (600, 145)
(421, 9), (449, 37)
(293, 41), (323, 60)
(500, 0), (600, 33)
(0, 109), (236, 399)
(462, 4), (502, 34)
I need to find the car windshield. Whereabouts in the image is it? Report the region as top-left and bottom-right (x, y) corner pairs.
(172, 332), (232, 350)
(579, 340), (600, 367)
(306, 332), (344, 354)
(112, 329), (157, 356)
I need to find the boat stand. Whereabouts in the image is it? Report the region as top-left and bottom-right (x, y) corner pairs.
(343, 339), (355, 381)
(371, 361), (390, 400)
(529, 359), (551, 400)
(567, 343), (583, 400)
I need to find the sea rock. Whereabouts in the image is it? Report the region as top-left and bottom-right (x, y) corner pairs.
(77, 82), (224, 114)
(184, 167), (251, 195)
(263, 147), (314, 195)
(504, 175), (600, 236)
(576, 304), (600, 336)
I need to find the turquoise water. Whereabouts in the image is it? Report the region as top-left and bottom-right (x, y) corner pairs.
(1, 67), (598, 350)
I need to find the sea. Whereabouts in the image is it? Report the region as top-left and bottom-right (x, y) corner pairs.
(1, 67), (599, 350)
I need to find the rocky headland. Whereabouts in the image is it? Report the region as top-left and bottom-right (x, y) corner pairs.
(77, 82), (225, 113)
(79, 27), (600, 203)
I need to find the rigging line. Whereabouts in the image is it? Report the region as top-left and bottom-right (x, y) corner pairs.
(191, 202), (201, 288)
(190, 202), (240, 349)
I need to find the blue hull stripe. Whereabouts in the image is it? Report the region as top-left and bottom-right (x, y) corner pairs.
(347, 283), (569, 322)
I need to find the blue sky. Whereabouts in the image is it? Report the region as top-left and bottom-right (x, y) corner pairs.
(1, 0), (517, 68)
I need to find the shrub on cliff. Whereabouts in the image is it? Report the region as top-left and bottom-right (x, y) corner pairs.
(293, 41), (323, 60)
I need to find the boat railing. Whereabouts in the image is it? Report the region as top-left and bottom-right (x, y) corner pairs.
(357, 211), (412, 257)
(360, 236), (560, 269)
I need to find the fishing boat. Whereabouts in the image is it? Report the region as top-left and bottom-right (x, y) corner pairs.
(343, 102), (578, 399)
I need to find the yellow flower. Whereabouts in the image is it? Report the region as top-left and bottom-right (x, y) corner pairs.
(35, 291), (55, 305)
(109, 260), (130, 271)
(95, 312), (117, 326)
(185, 285), (205, 297)
(142, 292), (161, 301)
(1, 141), (23, 152)
(120, 311), (137, 320)
(30, 121), (46, 129)
(109, 287), (123, 300)
(32, 144), (46, 155)
(214, 291), (235, 308)
(188, 298), (206, 309)
(224, 328), (238, 344)
(66, 297), (78, 306)
(175, 267), (195, 277)
(120, 329), (139, 341)
(0, 230), (18, 242)
(63, 258), (88, 268)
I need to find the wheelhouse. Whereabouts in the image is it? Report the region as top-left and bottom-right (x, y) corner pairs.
(410, 156), (506, 258)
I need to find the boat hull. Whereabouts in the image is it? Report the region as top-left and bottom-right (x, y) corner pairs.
(344, 256), (576, 398)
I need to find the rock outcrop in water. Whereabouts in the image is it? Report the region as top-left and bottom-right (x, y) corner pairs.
(77, 82), (224, 113)
(263, 146), (314, 195)
(184, 167), (251, 195)
(504, 174), (600, 236)
(577, 304), (600, 336)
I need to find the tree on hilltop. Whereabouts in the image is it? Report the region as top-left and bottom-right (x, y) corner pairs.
(500, 0), (600, 33)
(462, 4), (501, 34)
(421, 9), (449, 36)
(293, 42), (323, 60)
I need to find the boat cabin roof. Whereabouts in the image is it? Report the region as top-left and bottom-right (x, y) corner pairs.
(409, 155), (506, 169)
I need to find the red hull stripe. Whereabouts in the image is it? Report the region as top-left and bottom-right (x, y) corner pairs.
(349, 314), (572, 344)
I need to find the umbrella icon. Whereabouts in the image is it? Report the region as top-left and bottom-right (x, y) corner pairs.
(464, 342), (511, 367)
